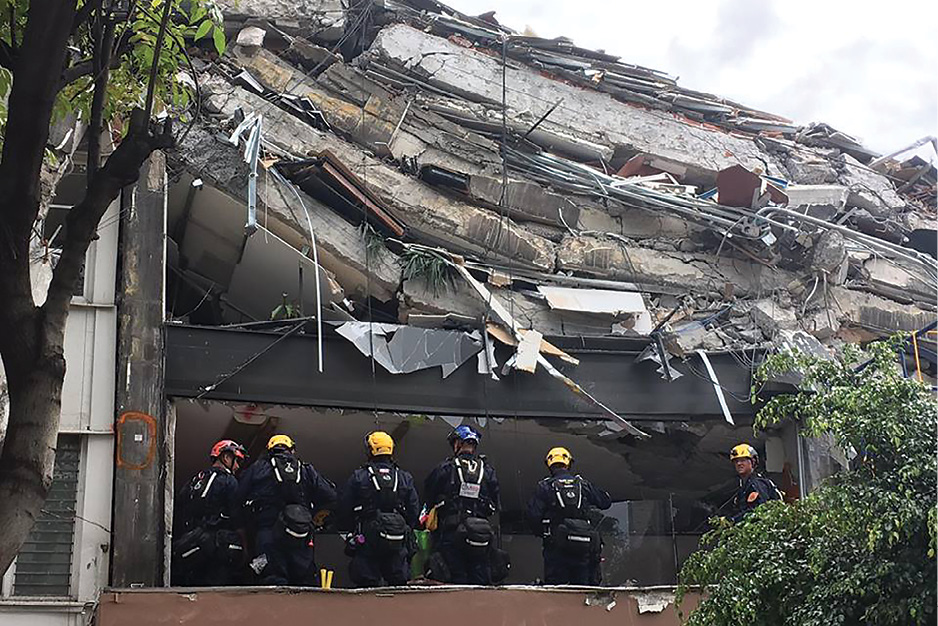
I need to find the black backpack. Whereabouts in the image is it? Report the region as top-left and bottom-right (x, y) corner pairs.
(270, 453), (307, 506)
(549, 475), (587, 520)
(366, 464), (400, 513)
(365, 464), (409, 555)
(549, 476), (598, 555)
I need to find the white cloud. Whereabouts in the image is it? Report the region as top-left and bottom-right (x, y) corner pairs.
(445, 0), (937, 159)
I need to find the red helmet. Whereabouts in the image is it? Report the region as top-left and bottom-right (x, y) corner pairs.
(211, 440), (246, 461)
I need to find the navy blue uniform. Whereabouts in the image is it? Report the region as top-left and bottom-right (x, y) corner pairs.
(340, 458), (420, 587)
(173, 466), (244, 586)
(237, 451), (336, 585)
(424, 452), (500, 584)
(731, 474), (782, 523)
(527, 468), (611, 585)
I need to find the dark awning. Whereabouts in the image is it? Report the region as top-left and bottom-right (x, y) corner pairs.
(164, 323), (763, 421)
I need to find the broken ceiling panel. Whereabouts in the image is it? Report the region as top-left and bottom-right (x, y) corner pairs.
(538, 286), (647, 316)
(335, 322), (482, 378)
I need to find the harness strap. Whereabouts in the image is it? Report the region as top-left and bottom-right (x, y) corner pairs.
(455, 459), (484, 486)
(200, 471), (217, 499)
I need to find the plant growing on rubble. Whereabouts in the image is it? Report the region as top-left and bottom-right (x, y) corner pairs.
(677, 338), (937, 626)
(360, 221), (386, 260)
(0, 0), (223, 574)
(400, 246), (454, 294)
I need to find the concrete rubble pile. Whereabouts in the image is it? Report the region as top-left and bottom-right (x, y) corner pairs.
(169, 0), (937, 380)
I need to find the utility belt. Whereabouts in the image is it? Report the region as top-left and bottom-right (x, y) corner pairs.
(173, 525), (244, 570)
(360, 509), (412, 556)
(545, 517), (600, 556)
(274, 504), (315, 548)
(428, 511), (510, 584)
(437, 507), (495, 553)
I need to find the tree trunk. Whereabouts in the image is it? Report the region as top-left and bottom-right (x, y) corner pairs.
(0, 0), (173, 574)
(0, 314), (67, 575)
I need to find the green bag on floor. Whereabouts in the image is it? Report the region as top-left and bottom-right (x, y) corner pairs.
(411, 529), (432, 578)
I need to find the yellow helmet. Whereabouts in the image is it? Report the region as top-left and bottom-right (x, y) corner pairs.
(729, 443), (757, 462)
(366, 431), (394, 457)
(545, 446), (573, 468)
(267, 434), (295, 450)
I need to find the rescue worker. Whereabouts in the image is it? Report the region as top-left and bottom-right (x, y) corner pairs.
(237, 434), (337, 585)
(423, 425), (501, 585)
(729, 443), (782, 522)
(339, 431), (420, 587)
(527, 447), (611, 585)
(172, 440), (247, 586)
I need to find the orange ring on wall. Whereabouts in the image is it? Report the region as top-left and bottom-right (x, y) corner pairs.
(115, 411), (158, 470)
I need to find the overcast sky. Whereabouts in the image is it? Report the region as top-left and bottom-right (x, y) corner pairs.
(446, 0), (937, 162)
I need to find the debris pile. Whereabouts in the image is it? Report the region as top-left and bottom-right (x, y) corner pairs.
(166, 0), (937, 399)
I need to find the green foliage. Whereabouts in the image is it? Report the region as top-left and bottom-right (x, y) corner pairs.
(270, 293), (300, 321)
(400, 246), (454, 294)
(677, 339), (937, 625)
(0, 0), (226, 144)
(360, 222), (386, 260)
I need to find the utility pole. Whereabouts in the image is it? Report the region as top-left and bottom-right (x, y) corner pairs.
(111, 151), (167, 586)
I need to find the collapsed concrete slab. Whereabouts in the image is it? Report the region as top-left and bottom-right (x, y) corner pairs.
(838, 153), (906, 215)
(232, 49), (588, 230)
(369, 24), (788, 186)
(785, 184), (849, 216)
(400, 278), (651, 337)
(556, 234), (795, 297)
(831, 287), (934, 334)
(749, 299), (799, 337)
(175, 126), (402, 301)
(230, 47), (503, 177)
(859, 257), (935, 305)
(218, 0), (346, 41)
(198, 76), (558, 272)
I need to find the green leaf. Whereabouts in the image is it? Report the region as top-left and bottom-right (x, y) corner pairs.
(194, 19), (213, 41)
(212, 25), (226, 55)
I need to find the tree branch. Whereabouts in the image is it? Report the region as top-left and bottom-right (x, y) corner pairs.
(9, 5), (17, 50)
(143, 0), (173, 119)
(42, 111), (173, 324)
(59, 28), (130, 90)
(87, 13), (116, 183)
(70, 0), (99, 34)
(0, 0), (78, 255)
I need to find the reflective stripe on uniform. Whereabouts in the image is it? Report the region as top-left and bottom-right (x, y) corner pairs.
(200, 472), (217, 498)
